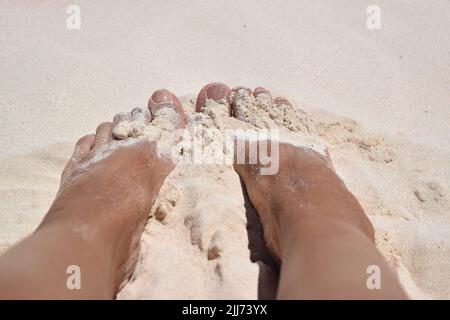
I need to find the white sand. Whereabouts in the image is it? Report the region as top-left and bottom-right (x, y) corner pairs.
(0, 1), (449, 299)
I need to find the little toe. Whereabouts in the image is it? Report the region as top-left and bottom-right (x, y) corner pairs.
(274, 97), (293, 108)
(73, 134), (96, 160)
(148, 89), (186, 129)
(195, 82), (231, 112)
(62, 134), (95, 178)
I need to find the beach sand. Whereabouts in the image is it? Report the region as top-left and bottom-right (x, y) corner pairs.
(0, 1), (449, 299)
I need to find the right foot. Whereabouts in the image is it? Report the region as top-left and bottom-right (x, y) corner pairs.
(195, 83), (375, 264)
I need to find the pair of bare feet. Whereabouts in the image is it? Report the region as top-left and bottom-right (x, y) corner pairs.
(0, 83), (407, 299)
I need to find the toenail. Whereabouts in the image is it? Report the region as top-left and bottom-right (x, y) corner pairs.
(96, 122), (112, 133)
(113, 112), (131, 124)
(253, 87), (273, 105)
(131, 107), (143, 115)
(150, 89), (174, 105)
(131, 107), (150, 118)
(195, 82), (230, 112)
(274, 97), (292, 106)
(76, 134), (95, 146)
(232, 86), (252, 95)
(253, 87), (269, 96)
(205, 83), (230, 102)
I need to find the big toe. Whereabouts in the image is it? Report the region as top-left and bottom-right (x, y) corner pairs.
(195, 82), (231, 112)
(148, 89), (186, 129)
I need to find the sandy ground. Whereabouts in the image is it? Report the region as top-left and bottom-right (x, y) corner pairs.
(0, 1), (449, 299)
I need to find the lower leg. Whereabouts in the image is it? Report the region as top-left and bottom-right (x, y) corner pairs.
(234, 139), (407, 299)
(0, 143), (170, 299)
(213, 83), (408, 299)
(0, 90), (184, 299)
(278, 209), (406, 299)
(267, 150), (406, 299)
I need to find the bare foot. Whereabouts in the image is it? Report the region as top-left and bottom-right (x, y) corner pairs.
(36, 89), (185, 297)
(233, 87), (374, 262)
(196, 83), (374, 263)
(234, 141), (376, 263)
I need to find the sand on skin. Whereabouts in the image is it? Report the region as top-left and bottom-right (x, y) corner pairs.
(0, 0), (449, 299)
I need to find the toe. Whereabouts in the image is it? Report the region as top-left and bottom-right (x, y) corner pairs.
(254, 87), (273, 107)
(94, 122), (113, 149)
(113, 112), (132, 124)
(130, 107), (151, 137)
(148, 89), (186, 129)
(63, 134), (95, 177)
(195, 82), (231, 112)
(74, 134), (96, 158)
(112, 112), (132, 140)
(274, 97), (292, 108)
(131, 107), (151, 122)
(231, 86), (252, 120)
(148, 89), (173, 116)
(232, 86), (252, 95)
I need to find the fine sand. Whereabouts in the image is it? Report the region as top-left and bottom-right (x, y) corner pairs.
(0, 1), (449, 299)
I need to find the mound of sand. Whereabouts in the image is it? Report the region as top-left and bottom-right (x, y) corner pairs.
(1, 1), (449, 300)
(3, 91), (448, 299)
(117, 94), (450, 299)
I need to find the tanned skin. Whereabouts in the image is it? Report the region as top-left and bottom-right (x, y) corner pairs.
(0, 84), (407, 299)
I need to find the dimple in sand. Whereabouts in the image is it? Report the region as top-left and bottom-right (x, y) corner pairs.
(0, 83), (407, 299)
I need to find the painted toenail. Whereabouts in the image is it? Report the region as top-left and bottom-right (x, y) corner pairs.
(274, 97), (292, 107)
(232, 86), (252, 95)
(196, 83), (231, 112)
(253, 87), (273, 105)
(254, 87), (269, 96)
(205, 83), (230, 101)
(150, 89), (174, 106)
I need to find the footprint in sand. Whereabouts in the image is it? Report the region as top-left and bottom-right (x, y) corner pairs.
(316, 116), (395, 164)
(413, 181), (447, 207)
